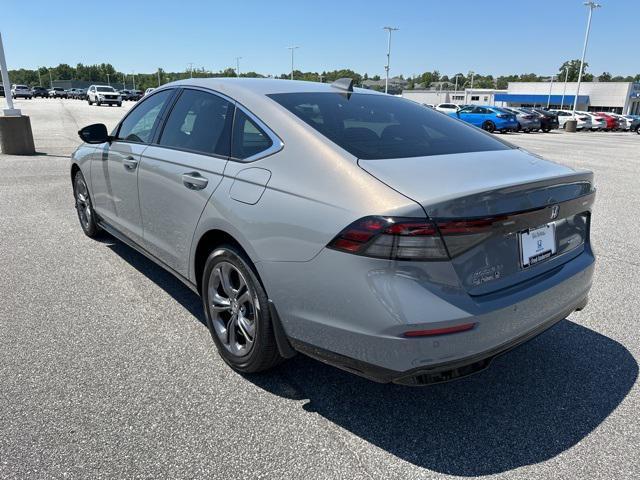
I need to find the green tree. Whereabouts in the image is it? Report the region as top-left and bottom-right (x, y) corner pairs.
(558, 60), (589, 82)
(598, 72), (612, 82)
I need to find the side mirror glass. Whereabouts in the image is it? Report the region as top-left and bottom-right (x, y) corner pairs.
(78, 123), (109, 144)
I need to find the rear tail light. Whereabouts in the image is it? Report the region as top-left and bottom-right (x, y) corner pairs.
(327, 217), (448, 261)
(328, 216), (505, 261)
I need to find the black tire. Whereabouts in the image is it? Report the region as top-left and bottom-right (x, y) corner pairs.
(73, 170), (101, 238)
(88, 98), (93, 105)
(542, 127), (551, 133)
(482, 121), (496, 133)
(116, 102), (122, 107)
(202, 245), (283, 373)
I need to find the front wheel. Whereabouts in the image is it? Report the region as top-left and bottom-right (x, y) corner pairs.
(88, 98), (93, 105)
(482, 121), (496, 133)
(73, 170), (101, 238)
(542, 127), (551, 133)
(202, 245), (284, 373)
(116, 102), (122, 107)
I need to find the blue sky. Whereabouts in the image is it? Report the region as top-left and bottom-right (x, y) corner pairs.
(2, 0), (636, 77)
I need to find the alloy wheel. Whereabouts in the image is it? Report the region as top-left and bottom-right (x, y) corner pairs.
(74, 174), (92, 230)
(208, 261), (258, 357)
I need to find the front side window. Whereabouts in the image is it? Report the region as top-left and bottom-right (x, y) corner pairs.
(471, 96), (480, 101)
(159, 89), (234, 156)
(268, 92), (511, 160)
(231, 109), (273, 160)
(117, 89), (173, 143)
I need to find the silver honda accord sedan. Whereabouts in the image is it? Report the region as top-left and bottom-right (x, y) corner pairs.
(70, 78), (595, 385)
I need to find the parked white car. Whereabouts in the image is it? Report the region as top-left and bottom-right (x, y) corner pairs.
(11, 85), (33, 99)
(144, 87), (155, 96)
(435, 103), (460, 114)
(552, 110), (592, 130)
(577, 111), (606, 131)
(87, 85), (122, 107)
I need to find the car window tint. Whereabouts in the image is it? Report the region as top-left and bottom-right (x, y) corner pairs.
(118, 90), (173, 143)
(231, 109), (274, 159)
(159, 89), (234, 156)
(268, 92), (511, 160)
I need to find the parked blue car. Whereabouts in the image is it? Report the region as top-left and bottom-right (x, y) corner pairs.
(449, 105), (518, 133)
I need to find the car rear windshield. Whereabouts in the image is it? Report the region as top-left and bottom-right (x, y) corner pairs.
(268, 92), (511, 159)
(96, 86), (115, 92)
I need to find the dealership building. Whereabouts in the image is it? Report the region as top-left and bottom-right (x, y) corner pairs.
(497, 82), (640, 114)
(403, 81), (640, 114)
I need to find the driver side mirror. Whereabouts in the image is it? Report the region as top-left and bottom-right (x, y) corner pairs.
(78, 123), (110, 144)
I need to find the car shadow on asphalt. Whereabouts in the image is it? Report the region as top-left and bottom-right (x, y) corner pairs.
(102, 236), (207, 326)
(246, 320), (637, 476)
(101, 235), (637, 476)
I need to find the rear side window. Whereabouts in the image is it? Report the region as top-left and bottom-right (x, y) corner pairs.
(117, 90), (173, 143)
(159, 89), (234, 157)
(231, 109), (273, 160)
(268, 92), (511, 159)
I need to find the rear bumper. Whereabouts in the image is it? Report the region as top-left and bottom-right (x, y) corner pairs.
(495, 119), (518, 129)
(291, 293), (587, 385)
(263, 243), (595, 382)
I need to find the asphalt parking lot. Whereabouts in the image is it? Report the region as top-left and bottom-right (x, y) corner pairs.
(1, 98), (638, 479)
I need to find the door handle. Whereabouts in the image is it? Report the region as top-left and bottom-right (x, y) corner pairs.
(182, 172), (208, 190)
(123, 156), (139, 170)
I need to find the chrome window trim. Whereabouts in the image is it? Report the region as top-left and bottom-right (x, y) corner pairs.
(229, 104), (284, 163)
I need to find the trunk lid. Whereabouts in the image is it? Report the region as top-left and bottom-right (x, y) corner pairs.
(359, 149), (594, 295)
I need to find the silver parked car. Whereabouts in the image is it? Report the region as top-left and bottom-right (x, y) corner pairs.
(501, 107), (542, 132)
(71, 78), (595, 385)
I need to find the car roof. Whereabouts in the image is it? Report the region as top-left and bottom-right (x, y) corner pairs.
(164, 77), (381, 98)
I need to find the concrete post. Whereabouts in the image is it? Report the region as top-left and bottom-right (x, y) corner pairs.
(0, 31), (36, 154)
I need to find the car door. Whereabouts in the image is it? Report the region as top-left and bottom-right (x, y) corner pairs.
(456, 106), (475, 123)
(91, 89), (175, 246)
(137, 88), (235, 276)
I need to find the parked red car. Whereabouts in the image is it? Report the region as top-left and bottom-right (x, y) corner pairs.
(596, 112), (620, 131)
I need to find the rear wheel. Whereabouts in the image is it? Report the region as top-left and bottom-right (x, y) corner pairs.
(202, 245), (283, 373)
(542, 127), (551, 133)
(482, 121), (496, 133)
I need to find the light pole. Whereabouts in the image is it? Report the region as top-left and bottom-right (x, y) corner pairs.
(464, 71), (475, 104)
(454, 74), (460, 92)
(48, 70), (52, 88)
(106, 73), (110, 86)
(122, 74), (126, 90)
(287, 46), (299, 80)
(37, 68), (42, 87)
(383, 26), (399, 94)
(560, 67), (569, 110)
(187, 63), (194, 78)
(573, 1), (601, 116)
(157, 68), (161, 87)
(235, 57), (242, 77)
(546, 74), (555, 109)
(0, 32), (18, 115)
(132, 71), (136, 90)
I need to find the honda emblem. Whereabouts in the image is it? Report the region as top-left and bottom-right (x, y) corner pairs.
(550, 205), (559, 220)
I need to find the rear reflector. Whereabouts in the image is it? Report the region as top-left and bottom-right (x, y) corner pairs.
(404, 322), (476, 337)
